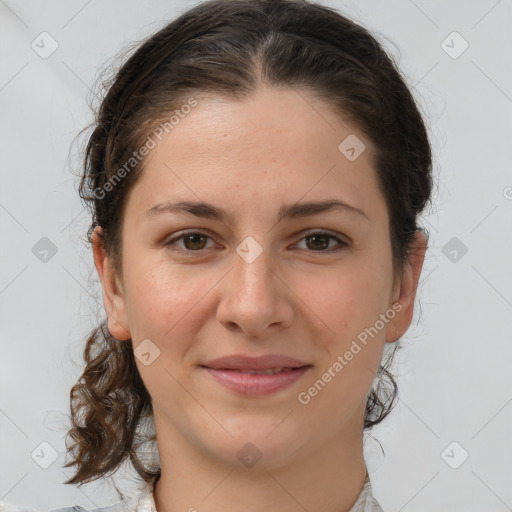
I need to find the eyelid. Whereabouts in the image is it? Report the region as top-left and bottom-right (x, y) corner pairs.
(292, 230), (349, 252)
(298, 228), (350, 245)
(164, 228), (349, 253)
(163, 229), (218, 252)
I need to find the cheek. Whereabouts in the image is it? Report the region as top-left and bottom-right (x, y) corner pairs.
(296, 271), (388, 414)
(300, 263), (389, 335)
(121, 252), (205, 344)
(124, 261), (209, 393)
(296, 256), (392, 388)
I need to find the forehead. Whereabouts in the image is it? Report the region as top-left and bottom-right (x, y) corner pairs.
(125, 86), (386, 222)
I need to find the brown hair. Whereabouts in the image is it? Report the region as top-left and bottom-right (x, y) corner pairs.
(64, 0), (434, 488)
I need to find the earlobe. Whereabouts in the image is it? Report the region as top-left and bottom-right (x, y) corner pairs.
(386, 230), (428, 343)
(91, 226), (131, 341)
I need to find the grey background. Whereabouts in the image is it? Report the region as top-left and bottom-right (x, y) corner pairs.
(1, 0), (511, 510)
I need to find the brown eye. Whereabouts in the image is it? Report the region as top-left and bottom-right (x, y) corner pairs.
(305, 233), (330, 251)
(165, 231), (215, 253)
(181, 234), (208, 250)
(295, 231), (348, 252)
(164, 230), (348, 255)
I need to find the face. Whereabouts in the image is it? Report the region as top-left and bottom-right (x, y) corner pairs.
(94, 86), (425, 470)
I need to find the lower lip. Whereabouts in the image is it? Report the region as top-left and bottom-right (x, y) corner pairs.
(202, 366), (312, 395)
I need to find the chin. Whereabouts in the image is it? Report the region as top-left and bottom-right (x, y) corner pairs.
(203, 418), (310, 470)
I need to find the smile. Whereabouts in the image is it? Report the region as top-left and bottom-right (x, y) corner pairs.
(201, 365), (312, 395)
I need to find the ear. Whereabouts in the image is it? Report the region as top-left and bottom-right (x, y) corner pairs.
(386, 230), (427, 343)
(92, 226), (131, 341)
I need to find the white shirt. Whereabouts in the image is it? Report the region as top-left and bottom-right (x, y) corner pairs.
(0, 471), (383, 512)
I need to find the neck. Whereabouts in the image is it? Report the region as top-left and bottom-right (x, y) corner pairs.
(153, 404), (367, 512)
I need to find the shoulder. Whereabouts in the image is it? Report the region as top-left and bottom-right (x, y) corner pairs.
(54, 483), (155, 512)
(49, 505), (123, 512)
(48, 494), (146, 512)
(348, 473), (385, 512)
(0, 503), (122, 512)
(0, 484), (153, 512)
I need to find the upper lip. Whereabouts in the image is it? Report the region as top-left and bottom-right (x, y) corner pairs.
(201, 354), (311, 371)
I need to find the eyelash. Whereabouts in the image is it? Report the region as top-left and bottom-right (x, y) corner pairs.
(164, 230), (349, 255)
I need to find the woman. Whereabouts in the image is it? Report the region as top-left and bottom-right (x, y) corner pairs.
(7, 0), (434, 510)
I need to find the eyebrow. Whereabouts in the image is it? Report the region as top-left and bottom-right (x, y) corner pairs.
(145, 198), (369, 223)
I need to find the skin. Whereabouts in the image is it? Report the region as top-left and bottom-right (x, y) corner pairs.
(92, 86), (426, 512)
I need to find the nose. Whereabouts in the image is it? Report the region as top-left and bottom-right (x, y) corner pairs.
(216, 243), (294, 337)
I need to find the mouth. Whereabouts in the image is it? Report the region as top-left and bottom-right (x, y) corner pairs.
(200, 365), (313, 395)
(203, 366), (306, 374)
